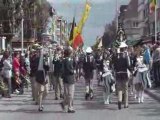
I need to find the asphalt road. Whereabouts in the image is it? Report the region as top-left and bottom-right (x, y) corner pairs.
(0, 77), (160, 120)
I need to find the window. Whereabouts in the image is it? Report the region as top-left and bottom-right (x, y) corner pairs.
(138, 0), (144, 5)
(133, 21), (138, 28)
(158, 0), (160, 8)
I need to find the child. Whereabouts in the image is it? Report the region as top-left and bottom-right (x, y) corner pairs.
(102, 60), (115, 105)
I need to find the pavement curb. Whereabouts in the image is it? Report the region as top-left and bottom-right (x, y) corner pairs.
(145, 89), (160, 102)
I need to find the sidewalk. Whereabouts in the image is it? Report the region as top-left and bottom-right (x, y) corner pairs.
(145, 88), (160, 102)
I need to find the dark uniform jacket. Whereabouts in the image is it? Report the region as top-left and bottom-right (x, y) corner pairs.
(114, 53), (130, 81)
(30, 55), (39, 77)
(35, 56), (50, 85)
(62, 57), (75, 84)
(83, 54), (96, 79)
(52, 58), (62, 76)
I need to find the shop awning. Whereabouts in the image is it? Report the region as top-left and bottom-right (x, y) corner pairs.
(126, 39), (142, 46)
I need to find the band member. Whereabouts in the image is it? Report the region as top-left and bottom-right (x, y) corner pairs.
(35, 49), (49, 112)
(30, 50), (39, 102)
(133, 55), (151, 103)
(53, 47), (63, 100)
(102, 60), (115, 105)
(113, 42), (131, 110)
(95, 50), (104, 86)
(60, 46), (75, 113)
(83, 47), (96, 100)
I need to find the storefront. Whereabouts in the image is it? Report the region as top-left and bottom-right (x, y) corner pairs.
(11, 38), (35, 52)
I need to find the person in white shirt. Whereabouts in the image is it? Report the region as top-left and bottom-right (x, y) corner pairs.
(3, 51), (12, 98)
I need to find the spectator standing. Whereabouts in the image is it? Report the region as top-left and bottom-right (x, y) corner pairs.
(152, 42), (160, 87)
(2, 51), (12, 97)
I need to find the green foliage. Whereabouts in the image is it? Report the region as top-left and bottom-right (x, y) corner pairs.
(102, 21), (117, 48)
(0, 0), (51, 40)
(112, 40), (120, 48)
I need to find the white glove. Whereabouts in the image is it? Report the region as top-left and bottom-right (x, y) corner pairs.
(100, 72), (102, 75)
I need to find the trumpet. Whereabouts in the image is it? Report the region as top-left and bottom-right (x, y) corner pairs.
(54, 54), (61, 61)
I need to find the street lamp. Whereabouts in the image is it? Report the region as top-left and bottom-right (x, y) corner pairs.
(116, 0), (118, 31)
(20, 0), (24, 56)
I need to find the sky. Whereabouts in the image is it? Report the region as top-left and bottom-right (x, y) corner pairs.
(47, 0), (129, 47)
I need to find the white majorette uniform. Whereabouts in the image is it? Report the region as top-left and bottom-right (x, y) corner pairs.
(133, 56), (152, 103)
(102, 60), (115, 105)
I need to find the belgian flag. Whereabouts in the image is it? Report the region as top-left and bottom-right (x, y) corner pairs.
(150, 0), (157, 13)
(68, 17), (76, 45)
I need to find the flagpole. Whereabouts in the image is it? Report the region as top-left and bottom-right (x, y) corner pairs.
(116, 0), (118, 31)
(155, 0), (157, 43)
(74, 6), (77, 18)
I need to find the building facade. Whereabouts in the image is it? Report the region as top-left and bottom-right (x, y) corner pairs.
(137, 0), (150, 38)
(157, 0), (160, 34)
(118, 5), (128, 26)
(56, 16), (68, 45)
(124, 0), (141, 41)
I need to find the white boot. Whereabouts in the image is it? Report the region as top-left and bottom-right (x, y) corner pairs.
(104, 101), (109, 105)
(138, 97), (141, 104)
(104, 97), (109, 105)
(86, 86), (89, 93)
(134, 94), (137, 100)
(140, 91), (144, 103)
(140, 96), (144, 103)
(103, 93), (109, 105)
(134, 91), (137, 100)
(103, 92), (107, 104)
(137, 91), (141, 103)
(106, 96), (110, 105)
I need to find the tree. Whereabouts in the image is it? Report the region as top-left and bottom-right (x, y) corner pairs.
(0, 0), (52, 41)
(102, 21), (117, 48)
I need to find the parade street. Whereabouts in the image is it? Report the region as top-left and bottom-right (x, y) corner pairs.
(1, 0), (160, 120)
(0, 77), (160, 120)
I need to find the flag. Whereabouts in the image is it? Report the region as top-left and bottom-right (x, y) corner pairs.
(150, 0), (157, 13)
(77, 2), (91, 34)
(69, 17), (76, 45)
(72, 33), (84, 49)
(71, 1), (91, 49)
(72, 26), (83, 49)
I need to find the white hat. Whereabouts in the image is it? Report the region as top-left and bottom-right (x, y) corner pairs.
(21, 53), (25, 56)
(86, 47), (93, 53)
(119, 41), (128, 48)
